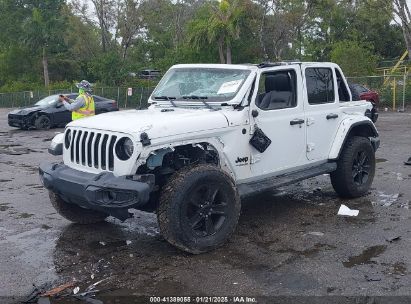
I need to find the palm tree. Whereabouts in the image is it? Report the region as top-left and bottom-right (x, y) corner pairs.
(188, 0), (245, 63)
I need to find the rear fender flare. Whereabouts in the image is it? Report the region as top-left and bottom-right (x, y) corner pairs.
(329, 117), (379, 160)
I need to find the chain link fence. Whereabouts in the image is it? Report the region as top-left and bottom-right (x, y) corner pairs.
(2, 77), (410, 110)
(346, 74), (410, 111)
(0, 87), (155, 109)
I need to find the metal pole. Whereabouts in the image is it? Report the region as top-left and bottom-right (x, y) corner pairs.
(393, 78), (396, 111)
(125, 89), (128, 109)
(139, 87), (143, 109)
(403, 73), (407, 112)
(117, 87), (120, 103)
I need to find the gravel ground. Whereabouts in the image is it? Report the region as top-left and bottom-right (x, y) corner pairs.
(0, 108), (410, 303)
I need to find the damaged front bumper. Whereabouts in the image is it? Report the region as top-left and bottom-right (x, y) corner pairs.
(39, 163), (153, 220)
(8, 114), (32, 129)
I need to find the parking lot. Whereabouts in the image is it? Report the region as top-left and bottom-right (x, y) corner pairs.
(0, 108), (411, 302)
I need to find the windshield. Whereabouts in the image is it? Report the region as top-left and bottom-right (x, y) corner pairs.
(35, 95), (58, 106)
(152, 68), (251, 102)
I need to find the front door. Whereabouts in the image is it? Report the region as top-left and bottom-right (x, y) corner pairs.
(53, 94), (77, 125)
(303, 66), (342, 161)
(249, 66), (307, 179)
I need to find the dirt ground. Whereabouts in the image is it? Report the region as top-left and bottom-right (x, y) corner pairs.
(0, 108), (411, 303)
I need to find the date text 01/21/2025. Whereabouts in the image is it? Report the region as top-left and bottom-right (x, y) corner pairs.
(149, 296), (257, 303)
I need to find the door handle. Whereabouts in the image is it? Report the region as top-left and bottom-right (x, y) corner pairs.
(290, 118), (305, 125)
(326, 113), (339, 120)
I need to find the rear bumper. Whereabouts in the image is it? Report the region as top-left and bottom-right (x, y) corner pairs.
(39, 162), (152, 220)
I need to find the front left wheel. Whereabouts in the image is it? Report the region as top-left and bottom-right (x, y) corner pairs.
(34, 115), (51, 130)
(157, 165), (241, 254)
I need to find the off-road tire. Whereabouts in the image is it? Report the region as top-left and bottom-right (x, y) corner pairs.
(331, 136), (375, 198)
(34, 115), (51, 130)
(49, 191), (107, 224)
(157, 165), (241, 254)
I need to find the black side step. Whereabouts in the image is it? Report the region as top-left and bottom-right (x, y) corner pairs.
(238, 162), (337, 198)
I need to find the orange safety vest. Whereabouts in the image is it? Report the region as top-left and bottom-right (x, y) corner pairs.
(72, 93), (95, 120)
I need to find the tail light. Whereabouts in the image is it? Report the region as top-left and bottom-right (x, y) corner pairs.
(112, 100), (118, 108)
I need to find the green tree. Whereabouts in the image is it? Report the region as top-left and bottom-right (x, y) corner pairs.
(22, 0), (67, 86)
(187, 0), (246, 63)
(89, 51), (125, 85)
(331, 41), (378, 76)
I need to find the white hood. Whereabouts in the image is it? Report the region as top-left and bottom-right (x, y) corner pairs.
(68, 107), (230, 139)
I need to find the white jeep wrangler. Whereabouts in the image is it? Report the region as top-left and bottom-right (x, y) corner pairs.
(40, 62), (379, 253)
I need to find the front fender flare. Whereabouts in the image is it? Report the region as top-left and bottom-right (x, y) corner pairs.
(329, 117), (379, 160)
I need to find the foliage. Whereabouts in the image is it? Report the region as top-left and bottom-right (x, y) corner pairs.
(88, 52), (126, 85)
(331, 41), (378, 77)
(0, 81), (74, 93)
(0, 0), (408, 91)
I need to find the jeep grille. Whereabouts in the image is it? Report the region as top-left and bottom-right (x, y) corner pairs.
(68, 129), (117, 171)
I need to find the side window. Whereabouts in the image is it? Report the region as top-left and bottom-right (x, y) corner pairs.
(305, 68), (335, 105)
(256, 70), (297, 110)
(335, 69), (350, 102)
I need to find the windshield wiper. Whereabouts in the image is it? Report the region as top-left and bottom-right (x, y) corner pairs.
(182, 95), (216, 110)
(153, 96), (177, 107)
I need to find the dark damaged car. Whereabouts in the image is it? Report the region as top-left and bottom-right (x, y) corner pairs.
(8, 94), (119, 130)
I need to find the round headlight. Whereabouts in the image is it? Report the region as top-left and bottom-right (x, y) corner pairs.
(115, 137), (134, 160)
(64, 129), (71, 149)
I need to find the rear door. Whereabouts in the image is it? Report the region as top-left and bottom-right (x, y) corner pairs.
(303, 65), (342, 161)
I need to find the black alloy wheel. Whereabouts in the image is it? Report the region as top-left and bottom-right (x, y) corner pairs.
(185, 183), (229, 237)
(34, 115), (51, 130)
(157, 164), (241, 254)
(352, 151), (371, 186)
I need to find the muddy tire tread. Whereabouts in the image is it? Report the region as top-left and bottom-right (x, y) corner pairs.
(157, 164), (240, 254)
(331, 136), (375, 198)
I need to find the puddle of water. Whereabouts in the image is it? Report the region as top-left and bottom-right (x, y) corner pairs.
(277, 243), (335, 258)
(0, 144), (21, 148)
(109, 209), (159, 237)
(376, 158), (387, 163)
(343, 245), (387, 268)
(373, 192), (400, 207)
(391, 262), (407, 275)
(19, 213), (34, 218)
(0, 204), (10, 211)
(0, 147), (32, 155)
(89, 240), (129, 249)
